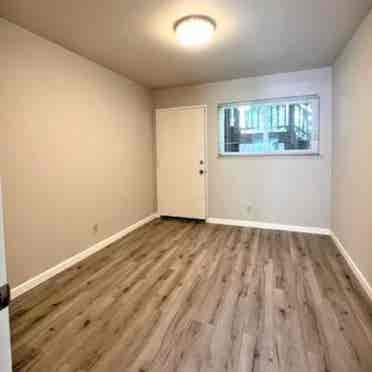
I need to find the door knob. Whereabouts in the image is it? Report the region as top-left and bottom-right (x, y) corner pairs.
(199, 170), (204, 175)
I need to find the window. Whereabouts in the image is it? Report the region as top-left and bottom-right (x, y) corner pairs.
(218, 95), (320, 156)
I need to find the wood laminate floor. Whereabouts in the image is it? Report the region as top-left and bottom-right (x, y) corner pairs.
(10, 218), (372, 372)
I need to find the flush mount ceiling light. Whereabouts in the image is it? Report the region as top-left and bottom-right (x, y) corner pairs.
(174, 15), (216, 47)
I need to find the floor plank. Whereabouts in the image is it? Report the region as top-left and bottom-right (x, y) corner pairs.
(10, 219), (372, 372)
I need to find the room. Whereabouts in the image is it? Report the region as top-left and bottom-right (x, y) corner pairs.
(0, 0), (372, 371)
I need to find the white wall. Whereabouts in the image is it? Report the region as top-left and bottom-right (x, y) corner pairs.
(0, 18), (156, 287)
(333, 10), (372, 286)
(154, 68), (333, 228)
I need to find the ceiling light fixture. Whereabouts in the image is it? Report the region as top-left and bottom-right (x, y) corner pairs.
(174, 15), (216, 47)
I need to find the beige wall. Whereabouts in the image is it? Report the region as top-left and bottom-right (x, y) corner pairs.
(333, 10), (372, 286)
(154, 68), (333, 229)
(0, 18), (156, 287)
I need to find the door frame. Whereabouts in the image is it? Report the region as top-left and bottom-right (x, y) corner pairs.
(155, 105), (208, 220)
(0, 179), (12, 372)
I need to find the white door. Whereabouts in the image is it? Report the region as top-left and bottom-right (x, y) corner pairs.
(156, 106), (207, 220)
(0, 182), (12, 372)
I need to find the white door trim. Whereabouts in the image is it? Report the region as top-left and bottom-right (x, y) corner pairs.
(0, 180), (12, 372)
(155, 105), (208, 220)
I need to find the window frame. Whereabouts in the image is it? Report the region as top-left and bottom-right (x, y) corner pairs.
(217, 95), (320, 157)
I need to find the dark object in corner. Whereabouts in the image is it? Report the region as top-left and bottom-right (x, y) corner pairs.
(0, 283), (10, 311)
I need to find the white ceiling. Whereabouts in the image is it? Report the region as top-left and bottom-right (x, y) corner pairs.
(1, 0), (371, 88)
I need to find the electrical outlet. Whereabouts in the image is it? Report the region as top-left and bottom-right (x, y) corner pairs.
(92, 224), (99, 234)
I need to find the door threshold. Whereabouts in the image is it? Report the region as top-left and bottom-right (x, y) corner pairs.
(160, 216), (206, 224)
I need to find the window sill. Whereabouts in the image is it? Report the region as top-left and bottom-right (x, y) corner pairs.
(217, 152), (321, 158)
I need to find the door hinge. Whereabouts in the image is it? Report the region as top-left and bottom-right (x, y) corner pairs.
(0, 283), (10, 311)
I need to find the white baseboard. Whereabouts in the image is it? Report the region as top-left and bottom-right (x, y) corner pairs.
(12, 213), (372, 307)
(330, 232), (372, 303)
(206, 218), (331, 235)
(11, 213), (159, 300)
(207, 217), (372, 302)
